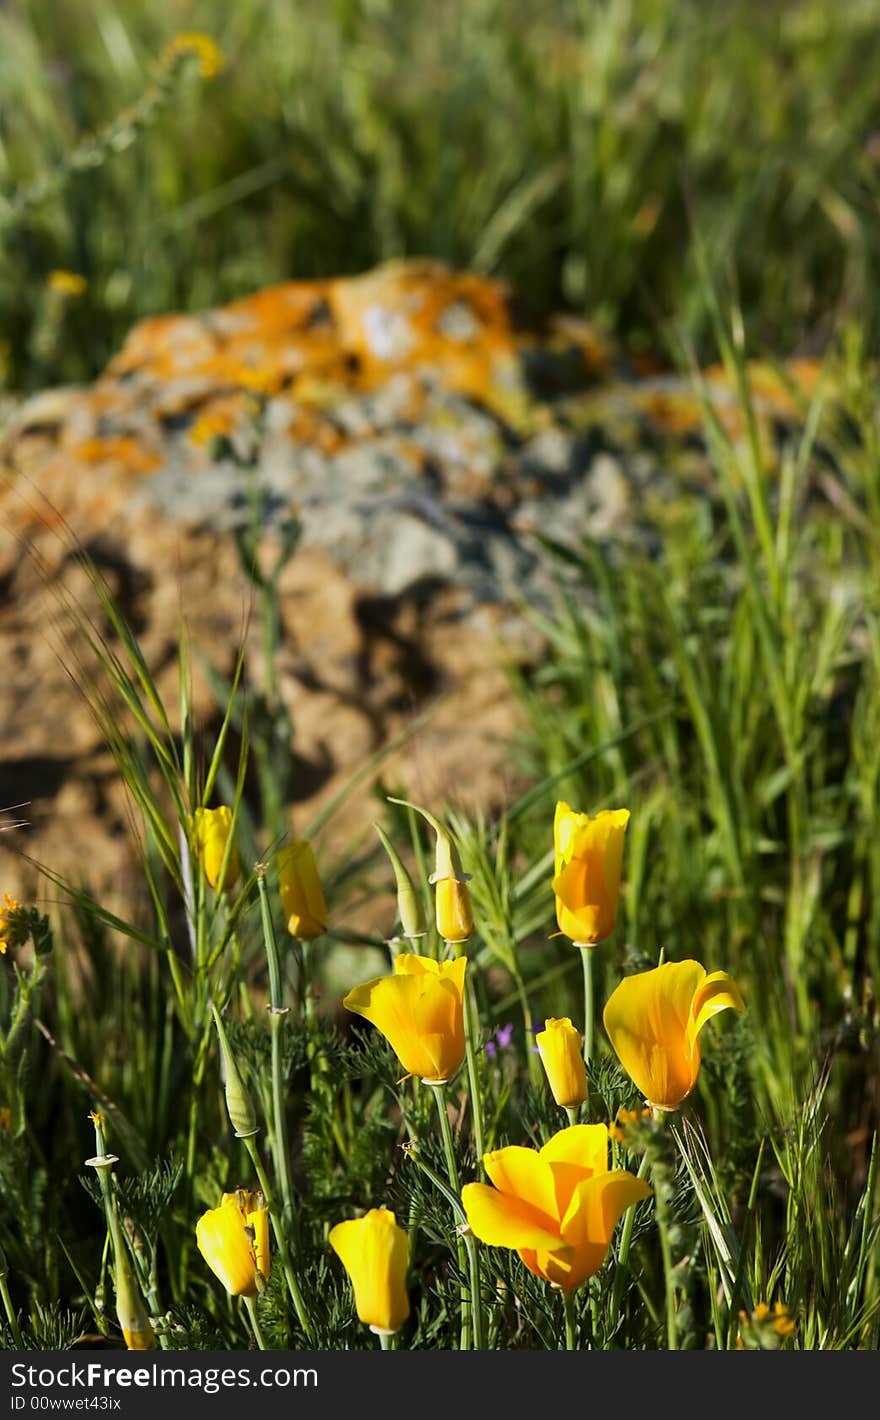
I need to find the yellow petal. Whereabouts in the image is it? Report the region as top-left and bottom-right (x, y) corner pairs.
(195, 1196), (258, 1297)
(344, 969), (465, 1082)
(555, 1170), (653, 1289)
(461, 1183), (565, 1252)
(539, 1123), (609, 1174)
(278, 840), (327, 939)
(518, 1244), (578, 1289)
(329, 1209), (410, 1334)
(687, 970), (747, 1049)
(536, 1017), (588, 1109)
(193, 806), (240, 892)
(551, 808), (630, 944)
(603, 960), (706, 1109)
(246, 1205), (271, 1283)
(483, 1146), (559, 1226)
(539, 1124), (610, 1218)
(435, 877), (474, 943)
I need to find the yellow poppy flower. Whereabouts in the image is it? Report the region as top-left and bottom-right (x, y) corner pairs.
(195, 1190), (270, 1298)
(278, 840), (328, 940)
(193, 806), (240, 891)
(462, 1123), (652, 1291)
(552, 801), (630, 944)
(536, 1017), (588, 1109)
(343, 953), (467, 1083)
(329, 1208), (410, 1334)
(602, 958), (746, 1110)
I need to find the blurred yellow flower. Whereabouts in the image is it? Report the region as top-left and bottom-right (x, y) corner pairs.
(193, 806), (240, 891)
(278, 840), (327, 939)
(603, 959), (746, 1110)
(536, 1017), (587, 1109)
(0, 893), (21, 955)
(48, 270), (87, 298)
(0, 1107), (12, 1132)
(462, 1123), (652, 1291)
(195, 1190), (270, 1298)
(552, 801), (630, 944)
(163, 32), (224, 80)
(738, 1300), (796, 1348)
(343, 953), (467, 1083)
(329, 1208), (410, 1334)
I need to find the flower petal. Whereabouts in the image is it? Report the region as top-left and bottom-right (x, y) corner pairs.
(603, 960), (706, 1109)
(687, 970), (747, 1048)
(329, 1209), (410, 1333)
(483, 1147), (559, 1226)
(539, 1123), (610, 1217)
(461, 1183), (564, 1252)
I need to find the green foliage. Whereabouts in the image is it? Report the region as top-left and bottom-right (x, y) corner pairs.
(4, 0), (880, 390)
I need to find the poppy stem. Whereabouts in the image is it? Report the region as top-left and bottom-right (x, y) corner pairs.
(428, 1083), (484, 1350)
(243, 1295), (267, 1351)
(578, 944), (595, 1067)
(562, 1288), (577, 1350)
(256, 873), (296, 1222)
(244, 1137), (314, 1343)
(609, 1149), (651, 1319)
(453, 947), (486, 1171)
(0, 1269), (22, 1349)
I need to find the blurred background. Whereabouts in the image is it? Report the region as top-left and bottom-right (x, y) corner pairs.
(4, 0), (880, 390)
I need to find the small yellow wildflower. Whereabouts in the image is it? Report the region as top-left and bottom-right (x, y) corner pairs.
(738, 1300), (797, 1349)
(163, 32), (224, 80)
(0, 1107), (12, 1132)
(48, 271), (87, 298)
(0, 894), (21, 955)
(609, 1106), (652, 1144)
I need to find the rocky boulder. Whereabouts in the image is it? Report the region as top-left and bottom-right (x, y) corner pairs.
(0, 259), (818, 917)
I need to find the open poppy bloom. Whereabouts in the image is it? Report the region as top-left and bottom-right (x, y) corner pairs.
(603, 958), (746, 1110)
(343, 953), (467, 1083)
(195, 1190), (270, 1298)
(461, 1123), (652, 1291)
(553, 802), (630, 944)
(329, 1208), (410, 1334)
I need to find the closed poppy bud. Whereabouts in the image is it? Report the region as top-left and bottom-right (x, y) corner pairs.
(374, 823), (426, 941)
(211, 1005), (259, 1139)
(536, 1017), (588, 1109)
(195, 1190), (270, 1298)
(329, 1208), (410, 1334)
(462, 1123), (652, 1292)
(386, 797), (473, 942)
(278, 840), (328, 940)
(115, 1258), (154, 1350)
(603, 958), (746, 1111)
(343, 953), (467, 1083)
(193, 806), (240, 891)
(553, 801), (629, 944)
(435, 876), (474, 944)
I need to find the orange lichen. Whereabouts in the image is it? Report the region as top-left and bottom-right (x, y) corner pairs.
(72, 437), (161, 475)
